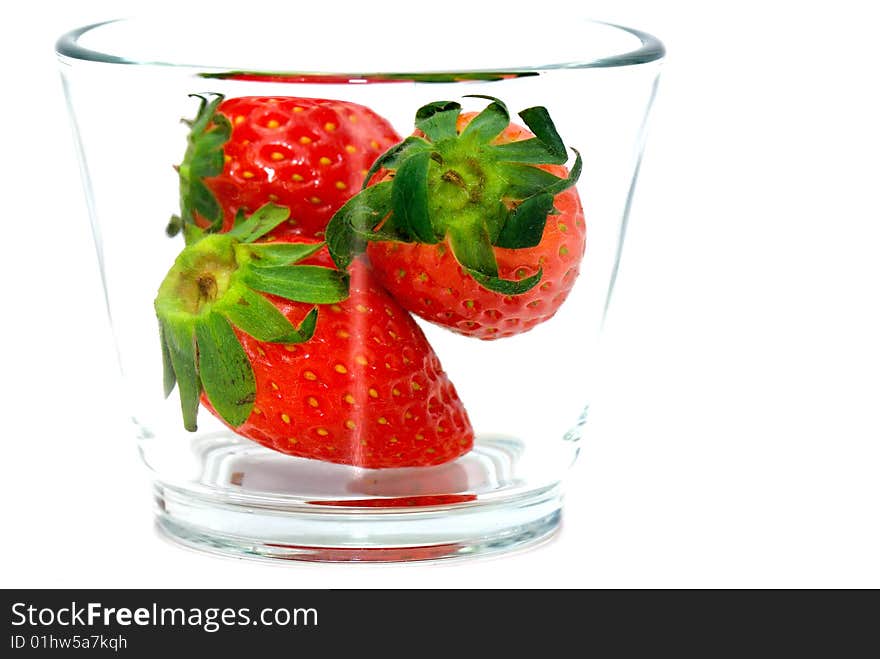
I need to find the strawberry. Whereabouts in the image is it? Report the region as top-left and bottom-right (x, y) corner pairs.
(170, 94), (401, 242)
(326, 96), (584, 339)
(155, 204), (473, 469)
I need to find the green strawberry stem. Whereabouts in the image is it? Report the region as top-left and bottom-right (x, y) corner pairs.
(326, 96), (581, 294)
(155, 203), (348, 431)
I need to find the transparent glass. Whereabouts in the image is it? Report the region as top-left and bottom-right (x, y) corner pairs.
(57, 11), (663, 562)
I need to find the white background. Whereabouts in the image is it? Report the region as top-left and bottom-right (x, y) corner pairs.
(2, 0), (878, 588)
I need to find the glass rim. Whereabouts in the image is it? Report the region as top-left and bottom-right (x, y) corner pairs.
(55, 18), (665, 80)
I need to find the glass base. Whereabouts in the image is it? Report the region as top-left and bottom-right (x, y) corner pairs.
(151, 435), (566, 563)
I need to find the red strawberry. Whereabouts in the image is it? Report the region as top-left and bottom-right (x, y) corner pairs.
(155, 204), (473, 469)
(225, 260), (473, 468)
(326, 97), (584, 340)
(172, 95), (400, 242)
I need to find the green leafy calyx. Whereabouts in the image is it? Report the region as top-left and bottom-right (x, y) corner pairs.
(170, 93), (231, 242)
(155, 203), (347, 431)
(326, 96), (581, 294)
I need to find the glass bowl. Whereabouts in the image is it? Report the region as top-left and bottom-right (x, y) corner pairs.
(56, 11), (664, 562)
